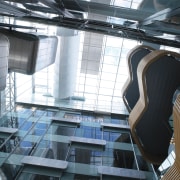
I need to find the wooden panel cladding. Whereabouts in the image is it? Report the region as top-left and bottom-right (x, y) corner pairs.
(162, 94), (180, 179)
(129, 50), (180, 165)
(122, 45), (154, 112)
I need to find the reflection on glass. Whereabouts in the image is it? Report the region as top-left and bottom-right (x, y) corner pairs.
(29, 122), (49, 136)
(103, 132), (135, 169)
(0, 105), (157, 179)
(17, 172), (59, 180)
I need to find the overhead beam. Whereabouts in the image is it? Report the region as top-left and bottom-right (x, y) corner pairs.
(38, 0), (75, 18)
(62, 0), (153, 21)
(15, 16), (180, 48)
(0, 1), (46, 17)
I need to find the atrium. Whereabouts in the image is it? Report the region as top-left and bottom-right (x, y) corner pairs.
(0, 0), (179, 179)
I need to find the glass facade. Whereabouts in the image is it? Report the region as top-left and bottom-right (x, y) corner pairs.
(14, 31), (180, 115)
(1, 0), (178, 115)
(0, 105), (157, 179)
(0, 0), (179, 179)
(14, 31), (140, 115)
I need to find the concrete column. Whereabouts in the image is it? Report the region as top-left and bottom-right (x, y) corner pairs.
(53, 28), (80, 100)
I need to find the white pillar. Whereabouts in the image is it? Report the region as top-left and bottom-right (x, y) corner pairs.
(53, 28), (80, 100)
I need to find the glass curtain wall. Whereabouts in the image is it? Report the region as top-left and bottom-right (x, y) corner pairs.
(71, 0), (141, 114)
(13, 0), (180, 114)
(14, 0), (143, 114)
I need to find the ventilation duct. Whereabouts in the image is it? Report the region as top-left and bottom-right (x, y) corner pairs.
(0, 33), (9, 91)
(0, 29), (58, 75)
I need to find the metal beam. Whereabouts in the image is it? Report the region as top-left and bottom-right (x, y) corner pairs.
(0, 1), (46, 17)
(38, 0), (75, 18)
(62, 0), (153, 21)
(15, 16), (180, 48)
(98, 166), (146, 179)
